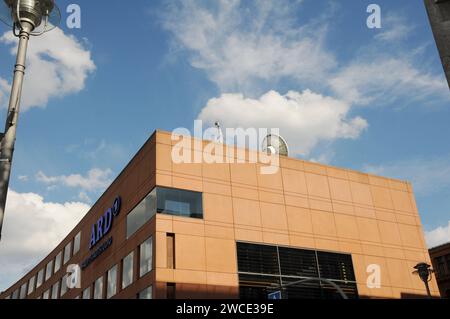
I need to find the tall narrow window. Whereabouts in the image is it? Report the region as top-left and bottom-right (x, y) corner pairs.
(73, 232), (81, 255)
(63, 242), (72, 264)
(43, 289), (50, 299)
(54, 251), (62, 274)
(122, 251), (134, 289)
(82, 286), (91, 299)
(167, 283), (175, 299)
(27, 276), (35, 296)
(167, 233), (175, 269)
(36, 269), (44, 288)
(12, 289), (19, 299)
(139, 237), (153, 277)
(19, 283), (27, 299)
(61, 274), (68, 297)
(51, 281), (60, 299)
(94, 276), (104, 299)
(107, 265), (118, 299)
(45, 260), (53, 281)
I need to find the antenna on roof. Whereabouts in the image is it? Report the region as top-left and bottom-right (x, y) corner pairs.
(214, 121), (224, 144)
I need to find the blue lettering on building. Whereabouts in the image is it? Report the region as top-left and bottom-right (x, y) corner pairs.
(89, 196), (121, 250)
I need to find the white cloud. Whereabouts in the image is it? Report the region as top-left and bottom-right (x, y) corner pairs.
(375, 14), (415, 42)
(36, 168), (113, 192)
(161, 0), (335, 92)
(78, 191), (92, 203)
(17, 175), (28, 182)
(363, 156), (450, 196)
(0, 28), (95, 110)
(162, 1), (449, 105)
(198, 90), (368, 156)
(330, 58), (450, 106)
(425, 221), (450, 248)
(0, 190), (90, 291)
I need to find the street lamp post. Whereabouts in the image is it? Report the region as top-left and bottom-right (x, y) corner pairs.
(413, 262), (434, 298)
(0, 0), (60, 240)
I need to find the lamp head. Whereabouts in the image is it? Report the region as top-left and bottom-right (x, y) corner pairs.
(1, 0), (60, 33)
(414, 262), (432, 283)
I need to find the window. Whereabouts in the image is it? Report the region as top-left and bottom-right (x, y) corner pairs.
(61, 274), (68, 297)
(43, 289), (50, 299)
(27, 276), (35, 295)
(63, 242), (72, 264)
(107, 265), (118, 299)
(167, 283), (176, 299)
(122, 251), (134, 289)
(73, 232), (81, 255)
(237, 242), (358, 299)
(36, 269), (44, 288)
(138, 286), (152, 299)
(82, 286), (91, 299)
(45, 260), (53, 281)
(12, 289), (19, 299)
(51, 281), (60, 299)
(139, 237), (153, 277)
(126, 189), (156, 239)
(157, 187), (203, 219)
(19, 282), (27, 299)
(167, 233), (175, 269)
(54, 251), (62, 274)
(94, 276), (104, 299)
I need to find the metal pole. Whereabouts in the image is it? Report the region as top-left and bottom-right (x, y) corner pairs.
(424, 280), (432, 299)
(0, 21), (33, 240)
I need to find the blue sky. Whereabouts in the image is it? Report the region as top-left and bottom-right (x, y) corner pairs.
(0, 0), (449, 290)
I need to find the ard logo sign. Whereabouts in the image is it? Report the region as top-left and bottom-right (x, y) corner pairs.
(89, 196), (121, 249)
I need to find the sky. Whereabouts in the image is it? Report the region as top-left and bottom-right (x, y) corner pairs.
(0, 0), (449, 291)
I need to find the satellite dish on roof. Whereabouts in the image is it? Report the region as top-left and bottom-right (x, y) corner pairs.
(262, 134), (289, 157)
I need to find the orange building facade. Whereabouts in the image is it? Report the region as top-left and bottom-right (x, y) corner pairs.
(0, 130), (440, 299)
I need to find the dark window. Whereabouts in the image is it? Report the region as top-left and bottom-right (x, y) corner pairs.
(157, 187), (203, 219)
(316, 251), (356, 282)
(237, 242), (279, 275)
(435, 256), (446, 278)
(279, 247), (318, 278)
(167, 233), (175, 269)
(236, 242), (358, 299)
(167, 283), (176, 299)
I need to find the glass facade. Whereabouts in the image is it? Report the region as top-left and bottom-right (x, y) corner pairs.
(36, 269), (44, 288)
(94, 276), (103, 299)
(126, 189), (156, 239)
(45, 260), (53, 281)
(139, 237), (153, 277)
(156, 187), (203, 219)
(43, 289), (50, 299)
(27, 276), (35, 295)
(122, 251), (134, 289)
(54, 251), (62, 274)
(73, 232), (81, 255)
(138, 286), (152, 299)
(107, 265), (118, 299)
(126, 187), (203, 239)
(237, 242), (358, 299)
(63, 242), (72, 264)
